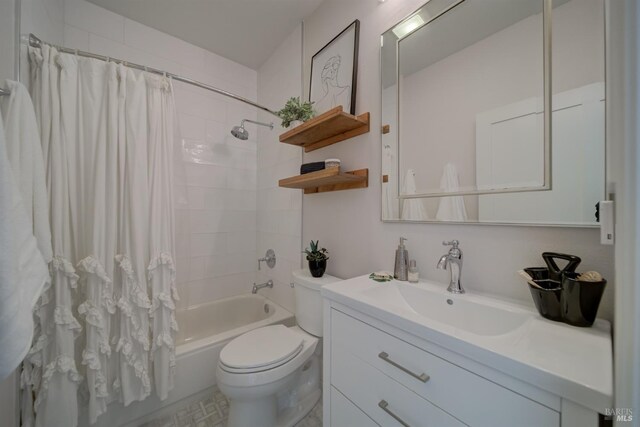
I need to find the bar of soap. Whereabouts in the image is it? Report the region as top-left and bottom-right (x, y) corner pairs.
(370, 271), (393, 282)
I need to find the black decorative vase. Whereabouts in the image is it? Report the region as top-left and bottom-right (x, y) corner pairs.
(308, 259), (327, 278)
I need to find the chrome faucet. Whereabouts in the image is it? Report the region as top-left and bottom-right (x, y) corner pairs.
(437, 240), (464, 294)
(252, 280), (273, 294)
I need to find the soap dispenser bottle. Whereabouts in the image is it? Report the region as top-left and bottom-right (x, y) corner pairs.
(394, 237), (409, 281)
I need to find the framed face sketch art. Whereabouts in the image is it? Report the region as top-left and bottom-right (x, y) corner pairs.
(309, 20), (359, 115)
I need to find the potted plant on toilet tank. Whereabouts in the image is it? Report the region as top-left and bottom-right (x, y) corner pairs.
(304, 240), (329, 278)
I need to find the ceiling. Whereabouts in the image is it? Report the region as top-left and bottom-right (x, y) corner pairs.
(87, 0), (323, 69)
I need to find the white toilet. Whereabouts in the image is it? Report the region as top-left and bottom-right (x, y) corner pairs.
(216, 270), (340, 427)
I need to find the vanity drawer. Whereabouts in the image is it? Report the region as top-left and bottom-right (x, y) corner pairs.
(331, 309), (560, 427)
(332, 345), (465, 426)
(330, 386), (378, 427)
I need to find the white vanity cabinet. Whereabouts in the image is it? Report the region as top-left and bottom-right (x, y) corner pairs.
(322, 292), (609, 427)
(328, 308), (559, 427)
(324, 305), (560, 426)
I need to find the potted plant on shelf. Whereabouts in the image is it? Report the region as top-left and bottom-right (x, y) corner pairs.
(304, 240), (329, 278)
(277, 97), (315, 128)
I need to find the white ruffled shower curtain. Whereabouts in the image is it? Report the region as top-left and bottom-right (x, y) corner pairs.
(24, 44), (179, 426)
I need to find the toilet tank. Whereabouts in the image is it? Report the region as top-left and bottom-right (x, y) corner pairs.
(292, 269), (341, 337)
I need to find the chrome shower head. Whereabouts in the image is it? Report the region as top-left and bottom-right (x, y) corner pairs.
(230, 119), (274, 141)
(230, 125), (249, 140)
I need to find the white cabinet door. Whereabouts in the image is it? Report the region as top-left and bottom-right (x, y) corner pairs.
(330, 387), (378, 427)
(331, 309), (560, 427)
(332, 346), (466, 427)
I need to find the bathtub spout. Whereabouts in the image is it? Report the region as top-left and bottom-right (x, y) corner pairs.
(252, 280), (273, 294)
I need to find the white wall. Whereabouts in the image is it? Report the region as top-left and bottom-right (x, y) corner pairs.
(57, 0), (259, 313)
(301, 0), (615, 321)
(255, 26), (304, 312)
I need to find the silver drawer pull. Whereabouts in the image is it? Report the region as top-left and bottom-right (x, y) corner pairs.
(378, 352), (430, 383)
(378, 400), (410, 427)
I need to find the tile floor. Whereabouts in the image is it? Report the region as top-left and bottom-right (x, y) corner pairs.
(140, 386), (322, 427)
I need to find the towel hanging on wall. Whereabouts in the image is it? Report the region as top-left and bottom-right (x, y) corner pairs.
(401, 169), (428, 221)
(436, 163), (468, 222)
(0, 110), (49, 381)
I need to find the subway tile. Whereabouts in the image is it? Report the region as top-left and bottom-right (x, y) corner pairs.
(221, 211), (256, 232)
(202, 255), (228, 279)
(124, 18), (205, 71)
(189, 257), (206, 281)
(225, 253), (256, 275)
(204, 53), (257, 94)
(175, 212), (190, 253)
(227, 168), (257, 190)
(227, 231), (257, 254)
(65, 0), (124, 42)
(189, 233), (227, 256)
(203, 188), (228, 210)
(29, 0), (64, 45)
(88, 33), (180, 75)
(175, 257), (189, 285)
(178, 113), (206, 140)
(181, 138), (220, 166)
(187, 278), (223, 306)
(230, 146), (257, 170)
(226, 189), (256, 211)
(63, 25), (89, 51)
(205, 120), (228, 145)
(41, 0), (65, 26)
(174, 86), (226, 122)
(186, 186), (206, 210)
(185, 163), (227, 188)
(188, 209), (225, 233)
(279, 209), (302, 237)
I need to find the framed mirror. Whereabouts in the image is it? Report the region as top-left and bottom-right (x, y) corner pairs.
(381, 0), (605, 226)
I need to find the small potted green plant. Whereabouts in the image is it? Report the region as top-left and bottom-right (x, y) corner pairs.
(304, 240), (329, 278)
(277, 97), (315, 128)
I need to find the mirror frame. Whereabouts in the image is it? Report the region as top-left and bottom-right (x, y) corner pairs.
(381, 0), (553, 202)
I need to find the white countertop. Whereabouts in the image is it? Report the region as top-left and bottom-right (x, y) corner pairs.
(321, 274), (613, 413)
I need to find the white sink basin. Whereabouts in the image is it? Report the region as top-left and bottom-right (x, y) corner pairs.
(361, 280), (530, 336)
(321, 274), (613, 413)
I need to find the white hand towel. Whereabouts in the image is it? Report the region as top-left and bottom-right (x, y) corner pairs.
(401, 169), (428, 221)
(1, 80), (52, 263)
(0, 116), (49, 380)
(436, 162), (468, 222)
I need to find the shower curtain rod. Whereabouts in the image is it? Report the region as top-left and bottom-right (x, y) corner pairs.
(28, 33), (280, 117)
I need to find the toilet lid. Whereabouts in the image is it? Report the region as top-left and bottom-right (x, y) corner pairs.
(219, 325), (304, 372)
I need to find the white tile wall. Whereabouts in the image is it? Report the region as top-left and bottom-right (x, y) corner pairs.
(58, 0), (259, 309)
(255, 26), (304, 313)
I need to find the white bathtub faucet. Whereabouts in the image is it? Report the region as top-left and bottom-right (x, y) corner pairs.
(252, 280), (273, 294)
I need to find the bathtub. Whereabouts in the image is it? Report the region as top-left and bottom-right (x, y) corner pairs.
(176, 293), (294, 356)
(86, 294), (294, 427)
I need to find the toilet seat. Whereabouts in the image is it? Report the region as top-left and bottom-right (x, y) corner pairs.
(219, 325), (304, 374)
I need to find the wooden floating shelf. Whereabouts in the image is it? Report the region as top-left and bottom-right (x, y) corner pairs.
(279, 167), (368, 194)
(279, 106), (370, 153)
